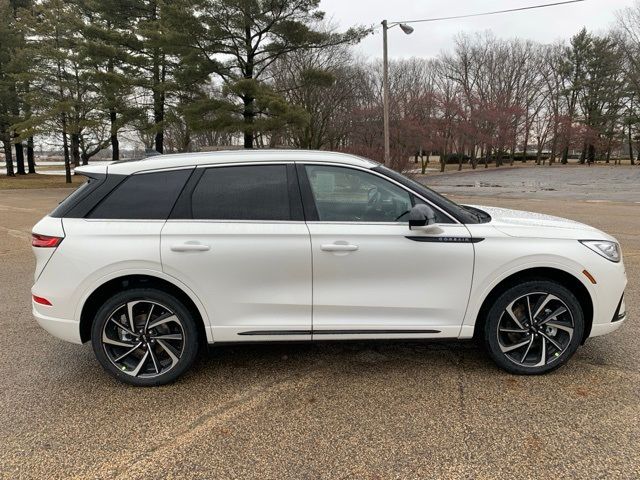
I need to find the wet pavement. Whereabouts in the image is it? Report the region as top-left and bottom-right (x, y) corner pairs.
(1, 182), (639, 479)
(420, 164), (640, 203)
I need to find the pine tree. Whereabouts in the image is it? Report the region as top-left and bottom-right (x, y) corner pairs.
(165, 0), (368, 148)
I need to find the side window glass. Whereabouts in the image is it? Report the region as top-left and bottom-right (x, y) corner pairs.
(191, 165), (291, 220)
(305, 165), (413, 222)
(87, 169), (191, 219)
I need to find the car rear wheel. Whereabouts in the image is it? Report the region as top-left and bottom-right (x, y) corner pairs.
(484, 280), (584, 375)
(91, 288), (199, 386)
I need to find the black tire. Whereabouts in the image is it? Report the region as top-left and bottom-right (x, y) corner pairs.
(483, 280), (584, 375)
(91, 288), (199, 386)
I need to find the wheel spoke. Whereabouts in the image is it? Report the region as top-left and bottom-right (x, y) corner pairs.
(113, 342), (143, 362)
(148, 314), (178, 330)
(505, 301), (526, 329)
(500, 339), (531, 353)
(526, 295), (534, 323)
(152, 333), (183, 341)
(532, 294), (558, 321)
(126, 301), (137, 332)
(102, 331), (135, 348)
(130, 350), (150, 377)
(144, 304), (155, 333)
(534, 337), (547, 367)
(156, 339), (180, 367)
(539, 332), (563, 352)
(499, 327), (528, 334)
(520, 336), (535, 363)
(108, 317), (135, 336)
(148, 346), (161, 374)
(538, 307), (567, 326)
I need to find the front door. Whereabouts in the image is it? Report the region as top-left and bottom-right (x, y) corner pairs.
(300, 163), (474, 339)
(161, 163), (312, 342)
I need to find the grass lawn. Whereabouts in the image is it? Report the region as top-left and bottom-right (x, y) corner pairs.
(0, 174), (79, 190)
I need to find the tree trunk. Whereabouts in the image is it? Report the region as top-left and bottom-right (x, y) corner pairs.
(628, 123), (634, 165)
(61, 115), (72, 184)
(470, 144), (477, 169)
(110, 109), (120, 160)
(579, 144), (586, 164)
(152, 50), (165, 154)
(243, 95), (255, 149)
(2, 137), (14, 177)
(587, 144), (595, 165)
(70, 133), (81, 168)
(14, 139), (26, 175)
(27, 136), (35, 173)
(561, 145), (569, 164)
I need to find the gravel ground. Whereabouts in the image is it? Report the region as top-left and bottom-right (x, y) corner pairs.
(1, 174), (639, 479)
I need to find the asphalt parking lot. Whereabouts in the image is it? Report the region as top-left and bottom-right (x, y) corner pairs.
(1, 167), (639, 479)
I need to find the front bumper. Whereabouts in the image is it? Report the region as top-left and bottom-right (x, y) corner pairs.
(589, 295), (626, 338)
(33, 303), (82, 344)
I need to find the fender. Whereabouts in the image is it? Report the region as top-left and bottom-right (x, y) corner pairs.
(459, 255), (596, 339)
(74, 268), (213, 342)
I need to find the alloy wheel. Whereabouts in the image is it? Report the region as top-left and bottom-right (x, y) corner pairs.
(101, 300), (185, 378)
(497, 292), (574, 368)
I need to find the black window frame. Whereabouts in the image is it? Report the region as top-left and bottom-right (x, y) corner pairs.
(296, 163), (458, 224)
(170, 163), (304, 222)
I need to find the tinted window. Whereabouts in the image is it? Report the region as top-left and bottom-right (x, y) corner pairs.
(51, 176), (101, 217)
(88, 169), (191, 219)
(191, 165), (291, 220)
(305, 165), (415, 222)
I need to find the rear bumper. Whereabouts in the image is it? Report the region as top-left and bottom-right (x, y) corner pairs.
(33, 304), (82, 344)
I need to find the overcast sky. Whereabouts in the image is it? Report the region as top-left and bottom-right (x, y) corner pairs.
(320, 0), (637, 60)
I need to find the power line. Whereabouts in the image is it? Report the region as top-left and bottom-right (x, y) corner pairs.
(390, 0), (586, 26)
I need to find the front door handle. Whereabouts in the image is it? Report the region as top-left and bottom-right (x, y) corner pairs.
(170, 242), (211, 252)
(321, 244), (359, 252)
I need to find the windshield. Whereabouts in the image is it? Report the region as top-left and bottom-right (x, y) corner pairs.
(373, 166), (481, 224)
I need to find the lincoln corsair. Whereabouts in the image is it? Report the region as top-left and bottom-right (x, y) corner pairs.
(31, 150), (627, 385)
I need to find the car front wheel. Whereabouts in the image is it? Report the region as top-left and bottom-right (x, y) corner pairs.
(91, 288), (199, 386)
(484, 280), (585, 375)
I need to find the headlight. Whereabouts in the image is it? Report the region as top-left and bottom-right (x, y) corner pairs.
(580, 240), (621, 263)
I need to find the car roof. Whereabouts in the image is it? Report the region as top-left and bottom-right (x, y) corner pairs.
(75, 149), (379, 176)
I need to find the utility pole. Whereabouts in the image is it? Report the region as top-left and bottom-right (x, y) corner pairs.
(382, 19), (390, 167)
(381, 20), (413, 167)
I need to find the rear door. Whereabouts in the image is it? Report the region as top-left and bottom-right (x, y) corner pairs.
(160, 163), (312, 342)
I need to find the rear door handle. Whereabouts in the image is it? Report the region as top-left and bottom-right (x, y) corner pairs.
(321, 244), (359, 252)
(170, 242), (211, 252)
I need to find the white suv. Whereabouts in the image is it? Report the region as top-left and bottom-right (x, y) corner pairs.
(31, 150), (627, 385)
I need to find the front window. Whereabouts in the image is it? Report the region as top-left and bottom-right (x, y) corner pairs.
(374, 165), (481, 224)
(305, 165), (417, 223)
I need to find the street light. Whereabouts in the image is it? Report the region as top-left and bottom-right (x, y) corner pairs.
(381, 20), (414, 167)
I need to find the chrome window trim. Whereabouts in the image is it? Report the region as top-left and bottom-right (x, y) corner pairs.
(164, 219), (306, 225)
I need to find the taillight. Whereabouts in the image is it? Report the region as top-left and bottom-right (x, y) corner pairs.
(32, 295), (52, 306)
(32, 233), (63, 248)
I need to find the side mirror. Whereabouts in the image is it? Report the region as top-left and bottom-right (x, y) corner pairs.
(409, 204), (437, 231)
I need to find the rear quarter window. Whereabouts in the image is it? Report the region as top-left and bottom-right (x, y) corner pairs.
(50, 175), (102, 218)
(87, 169), (192, 220)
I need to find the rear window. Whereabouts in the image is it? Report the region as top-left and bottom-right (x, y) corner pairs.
(87, 169), (192, 220)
